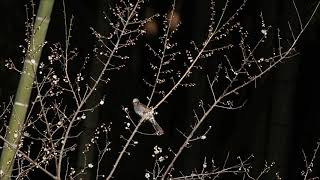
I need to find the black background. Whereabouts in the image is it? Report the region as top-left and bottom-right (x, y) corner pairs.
(1, 0), (320, 179)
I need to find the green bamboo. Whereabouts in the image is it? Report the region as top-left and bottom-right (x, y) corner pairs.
(0, 0), (55, 179)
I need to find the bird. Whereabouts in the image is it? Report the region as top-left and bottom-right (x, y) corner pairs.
(132, 98), (164, 136)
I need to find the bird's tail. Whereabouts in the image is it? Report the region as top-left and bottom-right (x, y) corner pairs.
(150, 118), (164, 136)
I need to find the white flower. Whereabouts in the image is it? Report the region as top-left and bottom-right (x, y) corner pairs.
(203, 163), (207, 168)
(99, 100), (105, 105)
(145, 172), (150, 179)
(88, 163), (94, 168)
(159, 156), (165, 162)
(154, 145), (162, 155)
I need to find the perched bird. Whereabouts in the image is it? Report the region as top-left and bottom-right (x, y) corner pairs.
(132, 98), (164, 136)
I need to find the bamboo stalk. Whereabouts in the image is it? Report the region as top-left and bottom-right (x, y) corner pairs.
(0, 0), (55, 179)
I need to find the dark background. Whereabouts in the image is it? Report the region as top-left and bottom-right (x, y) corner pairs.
(1, 0), (320, 179)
